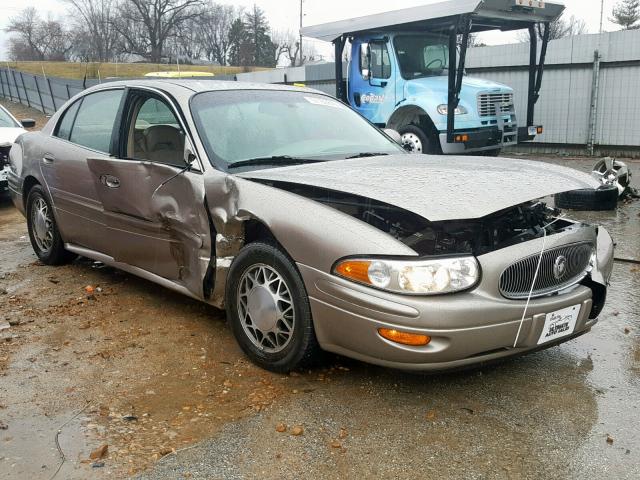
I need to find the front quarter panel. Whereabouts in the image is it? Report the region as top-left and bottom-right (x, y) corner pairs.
(203, 173), (417, 307)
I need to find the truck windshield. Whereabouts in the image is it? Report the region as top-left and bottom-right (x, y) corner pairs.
(394, 35), (449, 80)
(191, 90), (404, 171)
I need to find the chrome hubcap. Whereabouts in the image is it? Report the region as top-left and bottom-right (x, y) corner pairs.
(31, 197), (54, 253)
(237, 264), (295, 353)
(401, 133), (423, 153)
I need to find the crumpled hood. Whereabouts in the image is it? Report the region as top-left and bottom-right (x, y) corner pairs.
(0, 127), (26, 146)
(239, 155), (601, 222)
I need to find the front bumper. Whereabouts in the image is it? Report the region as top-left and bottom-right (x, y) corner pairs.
(299, 227), (613, 371)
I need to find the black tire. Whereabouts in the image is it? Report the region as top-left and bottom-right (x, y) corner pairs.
(480, 148), (501, 157)
(26, 185), (76, 265)
(399, 125), (438, 154)
(225, 242), (321, 373)
(554, 185), (618, 211)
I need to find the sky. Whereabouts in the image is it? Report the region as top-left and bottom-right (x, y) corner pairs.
(0, 0), (622, 61)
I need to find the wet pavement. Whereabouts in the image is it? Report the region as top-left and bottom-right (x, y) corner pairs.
(0, 155), (639, 479)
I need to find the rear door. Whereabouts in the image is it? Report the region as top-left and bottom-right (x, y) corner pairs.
(87, 89), (211, 299)
(40, 88), (124, 253)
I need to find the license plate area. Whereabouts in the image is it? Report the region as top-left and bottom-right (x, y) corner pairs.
(537, 304), (580, 345)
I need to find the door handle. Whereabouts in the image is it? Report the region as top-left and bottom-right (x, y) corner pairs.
(42, 154), (55, 164)
(100, 174), (120, 189)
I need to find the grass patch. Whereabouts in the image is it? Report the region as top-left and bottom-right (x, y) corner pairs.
(2, 61), (265, 80)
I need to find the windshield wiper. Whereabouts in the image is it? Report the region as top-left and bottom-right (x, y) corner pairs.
(345, 152), (391, 159)
(227, 155), (325, 169)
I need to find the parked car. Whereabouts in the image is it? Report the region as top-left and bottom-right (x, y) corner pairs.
(0, 104), (34, 196)
(7, 80), (614, 372)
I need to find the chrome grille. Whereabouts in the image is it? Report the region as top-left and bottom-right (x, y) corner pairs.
(499, 242), (593, 299)
(478, 93), (514, 117)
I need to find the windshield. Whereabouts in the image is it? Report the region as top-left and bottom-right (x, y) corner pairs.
(190, 90), (404, 171)
(0, 107), (20, 128)
(394, 35), (449, 80)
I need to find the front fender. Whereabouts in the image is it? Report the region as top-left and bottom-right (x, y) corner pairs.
(203, 173), (416, 307)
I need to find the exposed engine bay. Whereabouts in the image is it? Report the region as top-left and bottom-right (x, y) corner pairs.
(255, 180), (576, 256)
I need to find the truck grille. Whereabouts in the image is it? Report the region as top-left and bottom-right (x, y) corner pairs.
(478, 93), (514, 117)
(499, 242), (593, 299)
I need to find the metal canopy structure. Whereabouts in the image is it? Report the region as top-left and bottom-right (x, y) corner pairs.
(303, 0), (565, 146)
(302, 0), (565, 42)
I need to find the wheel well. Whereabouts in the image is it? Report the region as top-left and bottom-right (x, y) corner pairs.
(244, 219), (278, 246)
(387, 106), (439, 139)
(22, 176), (40, 208)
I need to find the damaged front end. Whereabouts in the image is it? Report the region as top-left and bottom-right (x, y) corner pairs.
(248, 179), (578, 257)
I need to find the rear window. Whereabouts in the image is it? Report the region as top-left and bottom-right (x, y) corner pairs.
(55, 100), (81, 141)
(68, 89), (124, 153)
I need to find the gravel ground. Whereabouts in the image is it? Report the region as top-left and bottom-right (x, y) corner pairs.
(0, 99), (638, 479)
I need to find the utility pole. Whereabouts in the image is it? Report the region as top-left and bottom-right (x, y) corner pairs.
(599, 0), (604, 33)
(299, 0), (303, 66)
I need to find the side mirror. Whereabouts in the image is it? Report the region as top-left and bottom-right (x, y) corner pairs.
(383, 128), (402, 145)
(21, 119), (36, 128)
(360, 43), (372, 79)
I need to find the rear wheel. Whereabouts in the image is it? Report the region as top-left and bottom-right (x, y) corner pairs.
(26, 185), (76, 265)
(399, 125), (438, 154)
(225, 242), (321, 373)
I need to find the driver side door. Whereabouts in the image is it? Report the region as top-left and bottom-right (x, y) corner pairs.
(87, 89), (211, 299)
(350, 39), (396, 125)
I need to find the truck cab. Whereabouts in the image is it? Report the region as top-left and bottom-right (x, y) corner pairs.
(349, 33), (516, 155)
(302, 0), (564, 156)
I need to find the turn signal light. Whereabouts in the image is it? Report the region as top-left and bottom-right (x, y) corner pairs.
(334, 260), (372, 285)
(454, 134), (469, 142)
(378, 328), (431, 346)
(536, 126), (544, 134)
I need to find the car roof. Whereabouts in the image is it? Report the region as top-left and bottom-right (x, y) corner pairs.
(83, 78), (324, 100)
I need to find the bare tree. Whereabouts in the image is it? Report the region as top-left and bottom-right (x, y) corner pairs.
(272, 29), (319, 66)
(197, 2), (242, 65)
(5, 8), (71, 61)
(64, 0), (119, 62)
(114, 0), (204, 62)
(518, 14), (587, 42)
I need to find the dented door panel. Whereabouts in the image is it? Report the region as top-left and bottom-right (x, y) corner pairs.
(87, 157), (211, 298)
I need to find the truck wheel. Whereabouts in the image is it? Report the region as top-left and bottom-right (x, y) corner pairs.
(554, 185), (618, 211)
(399, 125), (435, 154)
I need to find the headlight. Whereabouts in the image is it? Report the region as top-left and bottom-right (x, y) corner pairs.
(333, 257), (480, 295)
(437, 104), (467, 115)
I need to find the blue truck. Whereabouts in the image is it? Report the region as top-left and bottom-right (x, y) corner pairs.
(302, 0), (564, 155)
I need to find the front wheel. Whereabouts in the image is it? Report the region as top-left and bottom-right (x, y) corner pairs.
(225, 242), (321, 373)
(399, 125), (437, 154)
(26, 185), (76, 265)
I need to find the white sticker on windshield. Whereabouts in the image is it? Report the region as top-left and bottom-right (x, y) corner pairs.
(304, 96), (345, 108)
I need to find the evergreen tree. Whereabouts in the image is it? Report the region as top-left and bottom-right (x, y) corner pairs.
(244, 5), (276, 68)
(610, 0), (640, 30)
(227, 17), (247, 66)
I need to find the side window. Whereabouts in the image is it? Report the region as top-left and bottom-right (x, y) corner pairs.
(370, 42), (391, 79)
(128, 96), (185, 166)
(69, 89), (123, 153)
(359, 43), (370, 79)
(55, 100), (81, 141)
